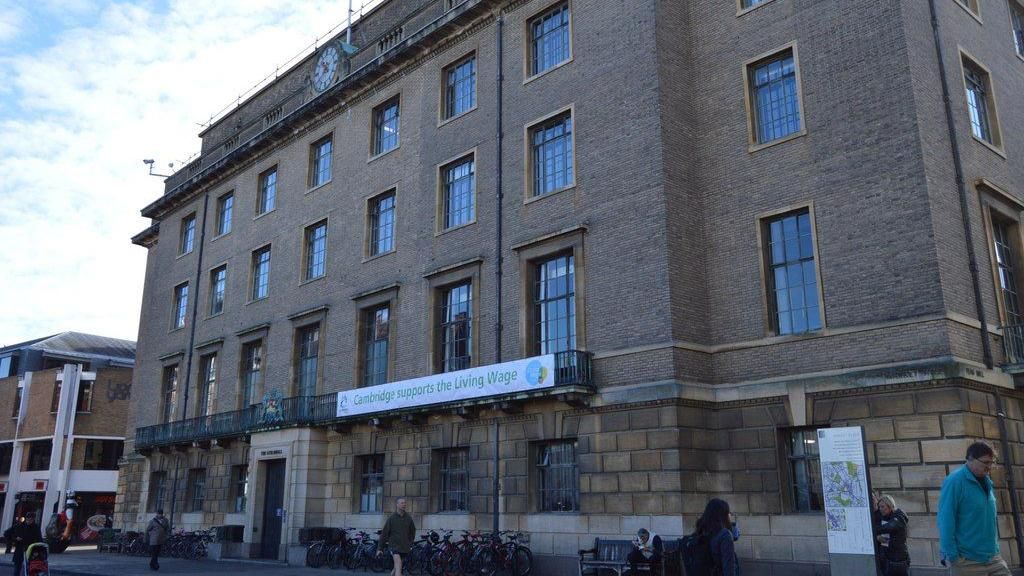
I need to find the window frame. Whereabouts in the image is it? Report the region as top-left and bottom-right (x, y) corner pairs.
(979, 182), (1024, 328)
(11, 385), (23, 419)
(186, 468), (206, 513)
(524, 105), (576, 201)
(524, 1), (573, 83)
(354, 286), (397, 388)
(25, 440), (52, 472)
(161, 364), (179, 424)
(179, 213), (196, 255)
(0, 443), (13, 473)
(148, 471), (168, 513)
(371, 96), (401, 158)
(779, 427), (824, 513)
(250, 244), (272, 302)
(172, 282), (189, 330)
(743, 42), (807, 151)
(958, 49), (1005, 156)
(215, 191), (234, 237)
(257, 165), (278, 216)
(756, 203), (826, 337)
(232, 465), (249, 513)
(514, 228), (587, 358)
(83, 439), (123, 471)
(1010, 0), (1024, 58)
(736, 0), (780, 16)
(308, 134), (334, 189)
(953, 0), (983, 21)
(440, 52), (478, 123)
(434, 448), (469, 513)
(293, 322), (322, 397)
(357, 454), (385, 513)
(366, 189), (397, 258)
(239, 338), (265, 409)
(302, 220), (329, 282)
(76, 380), (93, 413)
(436, 150), (477, 233)
(196, 353), (217, 418)
(532, 440), (579, 513)
(209, 264), (227, 317)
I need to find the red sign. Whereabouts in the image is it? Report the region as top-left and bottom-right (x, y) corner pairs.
(34, 481), (47, 491)
(0, 482), (6, 492)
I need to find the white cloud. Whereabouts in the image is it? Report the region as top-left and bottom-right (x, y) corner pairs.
(0, 0), (385, 346)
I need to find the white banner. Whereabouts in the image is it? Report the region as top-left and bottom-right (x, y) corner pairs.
(817, 427), (875, 555)
(336, 354), (557, 417)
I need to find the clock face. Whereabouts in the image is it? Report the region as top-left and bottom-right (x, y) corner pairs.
(312, 45), (340, 92)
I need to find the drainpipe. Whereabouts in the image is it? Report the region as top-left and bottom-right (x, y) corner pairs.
(926, 0), (993, 369)
(168, 191), (211, 528)
(492, 9), (504, 538)
(994, 393), (1024, 566)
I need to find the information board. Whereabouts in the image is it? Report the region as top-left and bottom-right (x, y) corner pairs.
(817, 426), (874, 556)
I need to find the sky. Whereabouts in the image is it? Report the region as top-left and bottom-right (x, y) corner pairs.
(0, 0), (383, 347)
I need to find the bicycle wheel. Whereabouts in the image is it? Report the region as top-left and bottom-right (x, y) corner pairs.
(306, 541), (322, 567)
(406, 543), (428, 576)
(512, 546), (532, 576)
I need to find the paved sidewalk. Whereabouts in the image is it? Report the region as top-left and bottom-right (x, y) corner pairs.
(2, 546), (369, 576)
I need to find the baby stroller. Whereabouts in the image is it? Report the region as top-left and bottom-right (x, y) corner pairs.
(24, 542), (49, 576)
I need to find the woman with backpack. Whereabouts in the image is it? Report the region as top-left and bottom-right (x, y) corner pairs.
(683, 498), (738, 576)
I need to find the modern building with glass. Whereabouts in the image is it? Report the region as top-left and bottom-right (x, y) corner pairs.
(119, 0), (1024, 572)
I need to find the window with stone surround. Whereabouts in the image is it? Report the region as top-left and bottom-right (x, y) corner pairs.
(1011, 1), (1024, 57)
(528, 110), (574, 197)
(215, 191), (233, 236)
(443, 54), (476, 120)
(186, 468), (206, 512)
(361, 304), (391, 387)
(240, 340), (263, 408)
(232, 465), (249, 513)
(440, 154), (475, 230)
(961, 53), (1003, 151)
(251, 245), (271, 301)
(358, 454), (385, 513)
(209, 265), (226, 316)
(179, 213), (196, 255)
(955, 0), (980, 17)
(534, 253), (576, 354)
(535, 440), (578, 512)
(367, 191), (396, 256)
(781, 427), (822, 512)
(436, 448), (469, 512)
(148, 471), (168, 513)
(257, 166), (277, 215)
(304, 220), (328, 281)
(161, 364), (178, 423)
(172, 282), (189, 329)
(196, 353), (217, 417)
(309, 135), (333, 188)
(746, 45), (804, 147)
(372, 97), (400, 156)
(528, 2), (571, 77)
(295, 323), (320, 397)
(761, 207), (823, 336)
(982, 193), (1024, 362)
(439, 282), (472, 373)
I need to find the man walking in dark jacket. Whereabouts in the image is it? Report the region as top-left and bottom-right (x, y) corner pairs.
(380, 498), (415, 576)
(146, 509), (170, 571)
(11, 514), (42, 576)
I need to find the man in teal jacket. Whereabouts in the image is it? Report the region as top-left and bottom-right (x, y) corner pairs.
(937, 441), (1010, 575)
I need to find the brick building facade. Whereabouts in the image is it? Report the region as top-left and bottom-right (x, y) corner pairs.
(119, 0), (1024, 572)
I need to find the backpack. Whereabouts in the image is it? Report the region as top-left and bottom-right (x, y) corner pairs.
(680, 532), (718, 576)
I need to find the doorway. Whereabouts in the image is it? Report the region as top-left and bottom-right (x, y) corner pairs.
(259, 459), (286, 559)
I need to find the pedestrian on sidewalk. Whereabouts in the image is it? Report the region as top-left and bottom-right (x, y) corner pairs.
(872, 493), (910, 576)
(3, 517), (22, 555)
(146, 509), (170, 571)
(379, 497), (415, 576)
(10, 514), (42, 576)
(938, 441), (1009, 576)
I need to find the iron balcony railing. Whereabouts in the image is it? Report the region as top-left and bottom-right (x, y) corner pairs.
(1002, 324), (1024, 366)
(135, 350), (593, 450)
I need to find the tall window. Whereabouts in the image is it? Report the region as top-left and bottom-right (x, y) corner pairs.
(368, 192), (396, 256)
(148, 472), (168, 513)
(529, 3), (571, 76)
(76, 381), (93, 412)
(963, 58), (999, 146)
(530, 112), (574, 196)
(0, 444), (12, 473)
(373, 98), (400, 156)
(83, 440), (123, 470)
(232, 465), (249, 513)
(241, 340), (263, 407)
(0, 355), (16, 379)
(51, 381), (63, 413)
(11, 385), (22, 418)
(310, 136), (333, 188)
(440, 282), (472, 372)
(537, 441), (578, 512)
(26, 440), (52, 472)
(785, 428), (822, 512)
(748, 49), (802, 144)
(359, 455), (385, 513)
(1012, 2), (1024, 58)
(438, 449), (468, 512)
(296, 324), (320, 397)
(209, 266), (227, 316)
(187, 468), (206, 512)
(197, 354), (217, 417)
(304, 221), (328, 280)
(363, 305), (390, 387)
(444, 55), (476, 119)
(257, 166), (277, 215)
(161, 365), (178, 423)
(993, 217), (1023, 326)
(764, 209), (821, 335)
(442, 156), (475, 229)
(216, 192), (233, 236)
(179, 213), (196, 255)
(535, 254), (576, 354)
(173, 283), (189, 329)
(251, 246), (271, 300)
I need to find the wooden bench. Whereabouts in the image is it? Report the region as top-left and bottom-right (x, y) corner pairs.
(579, 538), (670, 576)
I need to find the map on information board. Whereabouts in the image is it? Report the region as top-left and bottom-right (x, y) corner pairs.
(817, 427), (875, 556)
(823, 461), (868, 508)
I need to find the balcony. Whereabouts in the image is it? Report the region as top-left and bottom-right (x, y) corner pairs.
(135, 350), (593, 451)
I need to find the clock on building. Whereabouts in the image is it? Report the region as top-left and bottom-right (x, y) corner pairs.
(312, 45), (340, 92)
